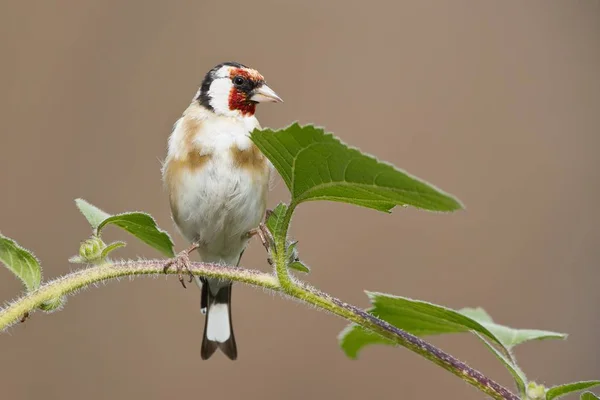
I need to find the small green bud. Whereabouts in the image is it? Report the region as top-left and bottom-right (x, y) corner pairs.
(285, 240), (310, 273)
(78, 236), (107, 263)
(39, 295), (67, 313)
(69, 237), (125, 265)
(286, 240), (299, 264)
(526, 381), (546, 400)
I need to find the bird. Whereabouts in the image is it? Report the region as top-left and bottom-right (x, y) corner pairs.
(162, 62), (282, 360)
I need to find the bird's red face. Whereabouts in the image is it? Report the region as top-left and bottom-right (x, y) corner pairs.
(198, 62), (282, 118)
(228, 68), (265, 116)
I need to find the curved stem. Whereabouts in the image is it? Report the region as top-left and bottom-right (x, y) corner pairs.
(292, 282), (519, 400)
(0, 259), (517, 400)
(0, 260), (278, 330)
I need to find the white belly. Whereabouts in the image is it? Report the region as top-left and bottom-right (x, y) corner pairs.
(173, 152), (267, 266)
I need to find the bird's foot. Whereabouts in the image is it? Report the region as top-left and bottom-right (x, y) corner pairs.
(246, 222), (275, 264)
(163, 242), (199, 288)
(246, 223), (272, 252)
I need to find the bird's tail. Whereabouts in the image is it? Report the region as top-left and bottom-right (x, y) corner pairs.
(200, 278), (237, 360)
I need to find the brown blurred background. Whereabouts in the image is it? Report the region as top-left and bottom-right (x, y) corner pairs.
(1, 1), (599, 399)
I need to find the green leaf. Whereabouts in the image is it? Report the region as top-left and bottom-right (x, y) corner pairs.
(581, 392), (600, 400)
(0, 234), (65, 312)
(338, 324), (394, 359)
(75, 199), (111, 232)
(474, 332), (527, 397)
(101, 241), (126, 259)
(338, 293), (569, 396)
(338, 293), (565, 361)
(97, 213), (174, 257)
(286, 240), (298, 259)
(289, 261), (310, 273)
(251, 123), (463, 212)
(266, 203), (288, 241)
(339, 292), (509, 359)
(546, 381), (600, 400)
(458, 306), (494, 322)
(75, 199), (175, 257)
(460, 307), (567, 348)
(0, 233), (42, 291)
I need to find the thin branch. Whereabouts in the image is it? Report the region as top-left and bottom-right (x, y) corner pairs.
(302, 284), (519, 400)
(0, 260), (518, 400)
(0, 260), (277, 330)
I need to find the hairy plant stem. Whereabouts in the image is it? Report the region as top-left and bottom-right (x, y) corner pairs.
(0, 259), (518, 400)
(269, 202), (517, 399)
(273, 202), (297, 288)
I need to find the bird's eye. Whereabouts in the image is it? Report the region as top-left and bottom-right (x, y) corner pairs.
(233, 76), (245, 86)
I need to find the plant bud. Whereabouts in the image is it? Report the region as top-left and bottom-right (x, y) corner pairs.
(78, 236), (106, 263)
(526, 382), (546, 400)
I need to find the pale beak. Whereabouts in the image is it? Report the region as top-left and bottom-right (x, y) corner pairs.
(250, 84), (283, 103)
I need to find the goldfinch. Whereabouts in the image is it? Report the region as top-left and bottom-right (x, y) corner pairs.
(162, 62), (282, 360)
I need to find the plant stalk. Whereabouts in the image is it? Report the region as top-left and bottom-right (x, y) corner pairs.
(273, 202), (297, 288)
(0, 259), (517, 400)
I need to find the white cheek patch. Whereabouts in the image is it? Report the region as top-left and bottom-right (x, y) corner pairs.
(206, 303), (230, 343)
(208, 78), (234, 116)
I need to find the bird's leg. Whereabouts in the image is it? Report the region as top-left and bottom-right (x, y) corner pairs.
(163, 242), (200, 288)
(245, 209), (277, 264)
(246, 222), (275, 265)
(246, 223), (271, 252)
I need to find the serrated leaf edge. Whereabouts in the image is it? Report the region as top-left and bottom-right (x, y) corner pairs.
(252, 122), (465, 212)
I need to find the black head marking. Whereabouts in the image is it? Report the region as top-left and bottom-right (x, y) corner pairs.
(197, 62), (248, 110)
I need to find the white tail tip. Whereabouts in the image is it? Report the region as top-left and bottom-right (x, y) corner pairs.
(206, 303), (230, 343)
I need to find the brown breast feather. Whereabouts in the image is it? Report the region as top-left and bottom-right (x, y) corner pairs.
(165, 115), (269, 228)
(164, 116), (211, 227)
